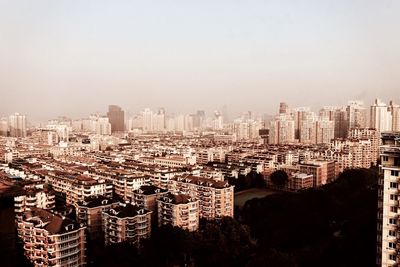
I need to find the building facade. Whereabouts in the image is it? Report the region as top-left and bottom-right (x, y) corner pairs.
(377, 132), (400, 266)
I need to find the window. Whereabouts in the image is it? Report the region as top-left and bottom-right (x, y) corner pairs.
(389, 218), (397, 225)
(391, 194), (399, 200)
(391, 206), (398, 213)
(383, 156), (389, 161)
(391, 170), (399, 177)
(390, 182), (398, 189)
(389, 242), (396, 249)
(389, 230), (396, 237)
(390, 254), (396, 261)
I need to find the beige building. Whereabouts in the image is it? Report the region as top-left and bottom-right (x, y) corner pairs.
(15, 185), (56, 221)
(377, 132), (400, 266)
(299, 160), (338, 187)
(132, 185), (167, 223)
(168, 175), (234, 219)
(75, 196), (119, 241)
(157, 192), (199, 232)
(102, 203), (152, 246)
(45, 172), (113, 205)
(17, 208), (86, 267)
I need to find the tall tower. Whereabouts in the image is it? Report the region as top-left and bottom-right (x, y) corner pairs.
(279, 102), (289, 115)
(107, 105), (125, 133)
(377, 132), (400, 266)
(389, 101), (400, 132)
(347, 100), (367, 129)
(371, 99), (392, 133)
(9, 113), (26, 137)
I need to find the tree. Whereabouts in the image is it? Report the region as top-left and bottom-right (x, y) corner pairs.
(270, 170), (289, 188)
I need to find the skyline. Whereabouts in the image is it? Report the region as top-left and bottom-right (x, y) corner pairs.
(1, 1), (400, 120)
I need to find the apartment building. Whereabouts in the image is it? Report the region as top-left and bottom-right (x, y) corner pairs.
(15, 185), (56, 221)
(157, 192), (199, 232)
(288, 173), (313, 191)
(45, 171), (113, 204)
(168, 175), (234, 219)
(299, 160), (338, 187)
(17, 208), (86, 267)
(75, 196), (119, 241)
(132, 185), (167, 222)
(102, 203), (152, 246)
(377, 132), (400, 266)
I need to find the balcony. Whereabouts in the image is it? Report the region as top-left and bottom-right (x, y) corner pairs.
(15, 202), (24, 207)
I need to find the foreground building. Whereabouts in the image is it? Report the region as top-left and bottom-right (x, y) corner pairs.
(17, 208), (86, 267)
(102, 203), (152, 246)
(157, 192), (199, 232)
(377, 132), (400, 266)
(75, 196), (119, 241)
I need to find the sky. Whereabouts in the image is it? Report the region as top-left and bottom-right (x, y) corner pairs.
(1, 0), (399, 121)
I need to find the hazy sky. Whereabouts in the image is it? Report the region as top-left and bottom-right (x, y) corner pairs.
(1, 0), (399, 121)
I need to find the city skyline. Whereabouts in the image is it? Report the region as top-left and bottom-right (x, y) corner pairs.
(1, 1), (400, 120)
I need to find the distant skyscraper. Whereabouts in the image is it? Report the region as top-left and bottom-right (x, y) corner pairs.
(389, 101), (400, 132)
(153, 108), (166, 132)
(292, 107), (312, 140)
(319, 106), (348, 139)
(107, 105), (125, 133)
(370, 99), (392, 133)
(142, 108), (154, 132)
(193, 110), (205, 129)
(269, 114), (295, 144)
(9, 113), (26, 137)
(213, 111), (223, 130)
(222, 105), (229, 123)
(279, 102), (289, 114)
(96, 116), (112, 135)
(0, 117), (8, 136)
(347, 100), (367, 129)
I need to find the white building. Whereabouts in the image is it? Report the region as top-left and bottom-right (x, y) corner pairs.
(9, 113), (27, 137)
(371, 99), (392, 133)
(377, 132), (400, 266)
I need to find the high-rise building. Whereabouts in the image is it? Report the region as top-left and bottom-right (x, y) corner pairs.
(269, 114), (295, 144)
(292, 107), (312, 140)
(107, 105), (125, 133)
(0, 117), (8, 136)
(95, 116), (112, 135)
(213, 111), (223, 130)
(377, 132), (400, 266)
(389, 101), (400, 132)
(347, 101), (367, 129)
(320, 106), (348, 138)
(153, 108), (166, 132)
(371, 99), (392, 133)
(279, 102), (289, 115)
(142, 108), (153, 132)
(9, 113), (27, 137)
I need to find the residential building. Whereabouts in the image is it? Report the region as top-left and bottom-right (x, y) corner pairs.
(75, 196), (119, 241)
(17, 208), (86, 267)
(102, 203), (152, 246)
(15, 185), (56, 221)
(377, 132), (400, 266)
(157, 192), (199, 231)
(168, 175), (234, 219)
(107, 105), (125, 133)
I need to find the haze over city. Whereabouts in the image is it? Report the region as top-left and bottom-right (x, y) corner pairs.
(1, 0), (400, 121)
